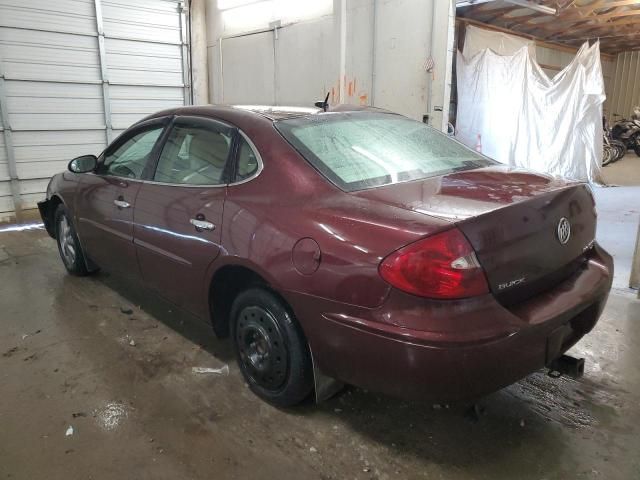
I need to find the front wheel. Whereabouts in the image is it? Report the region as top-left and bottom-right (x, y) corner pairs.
(602, 146), (612, 166)
(611, 140), (627, 162)
(230, 288), (314, 407)
(54, 204), (90, 276)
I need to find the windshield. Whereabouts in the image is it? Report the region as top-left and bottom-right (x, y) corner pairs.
(275, 111), (494, 192)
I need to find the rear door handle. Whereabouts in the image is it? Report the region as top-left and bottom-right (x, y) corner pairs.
(190, 218), (215, 231)
(113, 199), (130, 209)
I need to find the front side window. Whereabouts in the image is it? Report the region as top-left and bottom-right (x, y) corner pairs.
(275, 112), (494, 191)
(102, 126), (164, 179)
(154, 125), (232, 185)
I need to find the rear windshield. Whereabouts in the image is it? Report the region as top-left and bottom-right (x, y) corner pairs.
(275, 111), (494, 192)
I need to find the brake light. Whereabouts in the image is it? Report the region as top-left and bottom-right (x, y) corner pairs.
(379, 228), (489, 299)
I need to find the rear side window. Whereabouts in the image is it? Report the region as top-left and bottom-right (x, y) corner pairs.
(235, 136), (260, 182)
(275, 112), (494, 191)
(154, 125), (232, 185)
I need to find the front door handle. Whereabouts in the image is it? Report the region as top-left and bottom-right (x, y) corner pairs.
(190, 218), (215, 231)
(113, 199), (130, 209)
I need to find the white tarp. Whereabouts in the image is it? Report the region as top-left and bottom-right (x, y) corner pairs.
(463, 24), (536, 60)
(456, 34), (605, 184)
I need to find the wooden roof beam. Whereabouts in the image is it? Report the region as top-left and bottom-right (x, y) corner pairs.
(455, 16), (616, 59)
(542, 6), (638, 31)
(551, 17), (640, 40)
(503, 0), (623, 27)
(535, 6), (640, 30)
(550, 25), (634, 41)
(484, 6), (523, 22)
(465, 1), (504, 16)
(505, 5), (619, 31)
(584, 32), (640, 42)
(505, 12), (552, 27)
(553, 0), (640, 18)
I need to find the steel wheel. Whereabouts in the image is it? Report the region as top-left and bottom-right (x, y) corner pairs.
(230, 288), (313, 406)
(235, 305), (289, 391)
(58, 215), (77, 268)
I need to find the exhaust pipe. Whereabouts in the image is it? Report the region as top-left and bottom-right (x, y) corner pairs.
(547, 354), (585, 379)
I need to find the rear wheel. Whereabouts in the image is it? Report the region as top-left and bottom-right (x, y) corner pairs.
(230, 288), (313, 407)
(54, 204), (89, 276)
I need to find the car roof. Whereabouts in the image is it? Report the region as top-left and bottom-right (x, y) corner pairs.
(140, 103), (390, 127)
(230, 105), (322, 120)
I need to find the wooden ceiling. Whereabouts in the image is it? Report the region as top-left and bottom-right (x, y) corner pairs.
(457, 0), (640, 54)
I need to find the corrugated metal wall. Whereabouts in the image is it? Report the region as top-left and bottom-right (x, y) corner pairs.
(609, 50), (640, 123)
(0, 0), (189, 220)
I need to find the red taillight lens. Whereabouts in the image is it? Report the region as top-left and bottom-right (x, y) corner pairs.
(379, 228), (489, 299)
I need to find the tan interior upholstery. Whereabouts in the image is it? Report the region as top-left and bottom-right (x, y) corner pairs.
(189, 130), (228, 171)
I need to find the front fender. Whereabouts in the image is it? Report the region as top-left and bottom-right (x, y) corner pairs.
(37, 199), (56, 238)
(38, 172), (81, 238)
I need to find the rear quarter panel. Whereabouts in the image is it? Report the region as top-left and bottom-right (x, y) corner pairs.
(215, 129), (451, 309)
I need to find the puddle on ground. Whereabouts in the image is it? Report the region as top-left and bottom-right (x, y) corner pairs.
(93, 402), (130, 431)
(507, 372), (596, 428)
(0, 222), (44, 234)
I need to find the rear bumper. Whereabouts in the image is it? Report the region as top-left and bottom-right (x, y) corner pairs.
(287, 244), (613, 402)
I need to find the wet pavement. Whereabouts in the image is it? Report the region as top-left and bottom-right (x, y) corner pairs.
(1, 227), (639, 480)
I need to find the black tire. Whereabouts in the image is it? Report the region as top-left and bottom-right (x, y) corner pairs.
(230, 288), (313, 407)
(54, 204), (90, 276)
(633, 134), (640, 157)
(611, 140), (627, 162)
(602, 146), (612, 166)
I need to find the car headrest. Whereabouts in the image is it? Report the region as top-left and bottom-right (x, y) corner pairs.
(189, 130), (229, 168)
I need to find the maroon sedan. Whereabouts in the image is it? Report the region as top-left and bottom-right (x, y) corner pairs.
(38, 105), (613, 406)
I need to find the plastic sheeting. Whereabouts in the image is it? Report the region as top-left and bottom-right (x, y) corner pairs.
(456, 37), (605, 184)
(463, 25), (536, 60)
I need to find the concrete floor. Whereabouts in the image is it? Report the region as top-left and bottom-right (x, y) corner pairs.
(1, 227), (639, 479)
(595, 153), (640, 291)
(601, 153), (640, 187)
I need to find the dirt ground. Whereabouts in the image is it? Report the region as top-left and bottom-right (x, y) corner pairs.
(1, 227), (639, 480)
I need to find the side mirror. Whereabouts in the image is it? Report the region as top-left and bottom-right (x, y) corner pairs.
(68, 155), (97, 174)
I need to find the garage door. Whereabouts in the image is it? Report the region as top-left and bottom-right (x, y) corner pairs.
(0, 0), (190, 220)
(222, 31), (275, 105)
(220, 17), (338, 107)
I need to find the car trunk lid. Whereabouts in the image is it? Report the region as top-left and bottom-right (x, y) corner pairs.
(354, 166), (597, 302)
(456, 182), (596, 303)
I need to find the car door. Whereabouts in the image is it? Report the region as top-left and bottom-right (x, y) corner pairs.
(75, 118), (168, 277)
(133, 116), (235, 315)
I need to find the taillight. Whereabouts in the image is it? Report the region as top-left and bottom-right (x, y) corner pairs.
(379, 228), (489, 299)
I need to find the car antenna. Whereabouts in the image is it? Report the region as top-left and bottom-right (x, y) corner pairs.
(314, 92), (330, 112)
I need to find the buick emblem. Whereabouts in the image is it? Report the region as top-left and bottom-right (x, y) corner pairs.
(557, 217), (571, 245)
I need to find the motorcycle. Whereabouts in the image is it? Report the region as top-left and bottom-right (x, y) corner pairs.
(611, 106), (640, 156)
(602, 116), (626, 166)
